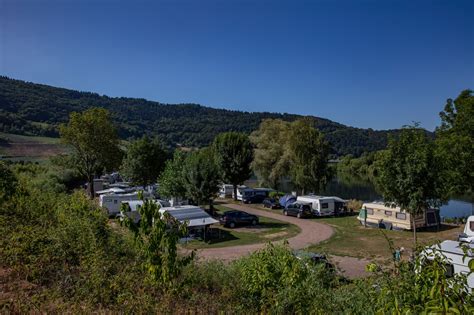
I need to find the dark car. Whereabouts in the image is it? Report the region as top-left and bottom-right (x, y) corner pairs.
(242, 194), (266, 204)
(262, 198), (281, 209)
(293, 251), (334, 270)
(283, 202), (313, 218)
(219, 210), (259, 228)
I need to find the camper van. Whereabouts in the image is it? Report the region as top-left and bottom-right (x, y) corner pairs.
(358, 201), (440, 230)
(99, 192), (150, 216)
(296, 195), (347, 216)
(234, 187), (274, 202)
(459, 216), (474, 243)
(219, 184), (234, 198)
(421, 240), (473, 290)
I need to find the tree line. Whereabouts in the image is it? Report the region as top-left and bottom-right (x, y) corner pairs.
(0, 75), (406, 157)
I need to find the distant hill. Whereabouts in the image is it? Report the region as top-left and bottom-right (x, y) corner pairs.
(0, 76), (404, 156)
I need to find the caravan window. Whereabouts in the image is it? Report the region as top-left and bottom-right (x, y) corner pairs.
(366, 208), (374, 215)
(321, 203), (328, 209)
(396, 213), (406, 220)
(384, 210), (392, 216)
(114, 200), (118, 204)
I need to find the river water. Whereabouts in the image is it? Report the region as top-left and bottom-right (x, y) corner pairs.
(245, 174), (474, 219)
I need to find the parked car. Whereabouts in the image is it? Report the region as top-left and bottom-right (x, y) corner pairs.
(283, 202), (313, 218)
(263, 198), (281, 209)
(242, 194), (266, 204)
(219, 210), (259, 228)
(293, 250), (334, 270)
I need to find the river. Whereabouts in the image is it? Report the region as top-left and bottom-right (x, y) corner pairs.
(245, 173), (474, 219)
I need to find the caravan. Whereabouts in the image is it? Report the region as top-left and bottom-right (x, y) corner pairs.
(234, 187), (274, 202)
(296, 195), (347, 216)
(99, 192), (150, 216)
(358, 201), (440, 230)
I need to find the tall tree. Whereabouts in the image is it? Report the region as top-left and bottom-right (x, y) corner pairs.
(288, 119), (332, 195)
(377, 125), (447, 245)
(213, 132), (253, 200)
(120, 136), (168, 188)
(183, 148), (221, 209)
(158, 150), (188, 201)
(250, 119), (291, 188)
(59, 107), (122, 198)
(436, 90), (474, 195)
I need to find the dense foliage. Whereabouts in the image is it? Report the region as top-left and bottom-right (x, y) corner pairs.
(436, 89), (474, 195)
(59, 107), (122, 196)
(377, 126), (448, 244)
(0, 76), (405, 157)
(213, 132), (253, 200)
(120, 136), (168, 187)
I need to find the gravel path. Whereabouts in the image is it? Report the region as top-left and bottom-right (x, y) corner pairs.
(194, 203), (334, 261)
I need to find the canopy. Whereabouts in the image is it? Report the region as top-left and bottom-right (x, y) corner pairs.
(279, 194), (296, 207)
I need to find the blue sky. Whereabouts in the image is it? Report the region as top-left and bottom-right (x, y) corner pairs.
(1, 0), (473, 130)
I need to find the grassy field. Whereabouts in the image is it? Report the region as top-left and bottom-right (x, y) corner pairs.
(306, 215), (463, 261)
(182, 205), (301, 249)
(0, 132), (67, 160)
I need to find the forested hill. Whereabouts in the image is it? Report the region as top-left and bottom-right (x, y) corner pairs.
(0, 76), (402, 156)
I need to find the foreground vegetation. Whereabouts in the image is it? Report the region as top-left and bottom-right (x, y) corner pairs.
(0, 162), (472, 313)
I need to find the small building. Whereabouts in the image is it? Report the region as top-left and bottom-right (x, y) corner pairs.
(358, 201), (440, 230)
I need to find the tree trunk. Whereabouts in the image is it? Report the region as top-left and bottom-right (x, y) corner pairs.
(411, 215), (417, 247)
(88, 178), (95, 199)
(233, 184), (237, 201)
(209, 198), (214, 216)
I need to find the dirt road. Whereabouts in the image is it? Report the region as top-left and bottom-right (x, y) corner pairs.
(194, 203), (334, 261)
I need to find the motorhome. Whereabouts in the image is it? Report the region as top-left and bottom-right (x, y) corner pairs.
(234, 187), (274, 201)
(358, 201), (440, 230)
(219, 184), (234, 198)
(99, 192), (150, 216)
(296, 195), (347, 216)
(421, 240), (473, 290)
(459, 216), (474, 243)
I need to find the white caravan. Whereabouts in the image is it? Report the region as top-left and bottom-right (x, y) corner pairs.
(459, 216), (474, 243)
(422, 240), (473, 291)
(99, 192), (150, 216)
(234, 187), (274, 201)
(219, 184), (234, 198)
(296, 195), (347, 216)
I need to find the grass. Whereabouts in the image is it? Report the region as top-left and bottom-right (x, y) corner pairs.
(182, 205), (301, 249)
(0, 132), (66, 160)
(306, 214), (463, 261)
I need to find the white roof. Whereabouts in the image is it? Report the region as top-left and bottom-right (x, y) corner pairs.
(299, 195), (346, 202)
(427, 240), (473, 258)
(160, 206), (219, 227)
(96, 187), (126, 195)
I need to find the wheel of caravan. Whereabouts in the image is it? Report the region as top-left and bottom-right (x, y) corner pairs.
(284, 210), (288, 216)
(297, 212), (302, 219)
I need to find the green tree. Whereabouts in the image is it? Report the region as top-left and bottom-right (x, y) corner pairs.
(377, 126), (447, 245)
(121, 196), (194, 288)
(0, 161), (17, 203)
(183, 148), (221, 208)
(213, 132), (253, 200)
(250, 119), (291, 188)
(288, 119), (332, 194)
(120, 136), (168, 188)
(59, 107), (122, 197)
(158, 150), (187, 200)
(436, 89), (474, 195)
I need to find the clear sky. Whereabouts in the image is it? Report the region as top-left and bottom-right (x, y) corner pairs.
(1, 0), (473, 130)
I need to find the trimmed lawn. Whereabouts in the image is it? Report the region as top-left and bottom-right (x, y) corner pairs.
(306, 214), (463, 261)
(182, 205), (301, 249)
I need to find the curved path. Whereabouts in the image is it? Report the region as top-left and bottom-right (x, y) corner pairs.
(194, 203), (334, 261)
